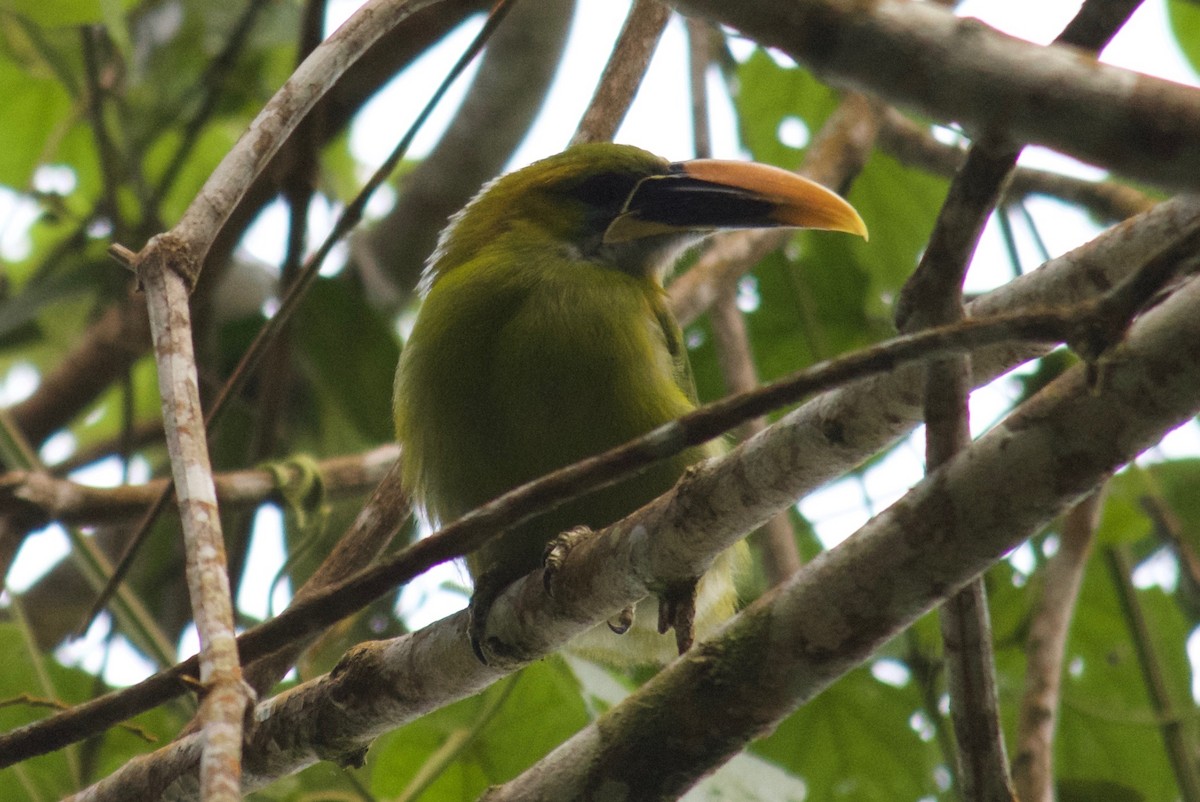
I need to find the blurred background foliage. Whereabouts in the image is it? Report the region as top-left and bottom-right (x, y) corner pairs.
(1, 0), (1200, 799)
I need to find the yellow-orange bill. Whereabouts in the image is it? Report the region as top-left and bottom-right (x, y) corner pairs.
(681, 159), (868, 241)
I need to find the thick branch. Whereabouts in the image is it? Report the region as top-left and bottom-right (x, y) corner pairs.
(670, 0), (1200, 192)
(483, 274), (1200, 802)
(5, 194), (1195, 767)
(75, 270), (1200, 800)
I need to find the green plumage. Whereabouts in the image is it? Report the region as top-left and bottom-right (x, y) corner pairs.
(394, 142), (865, 663)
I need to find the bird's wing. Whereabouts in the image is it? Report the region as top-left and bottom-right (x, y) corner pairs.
(652, 299), (701, 408)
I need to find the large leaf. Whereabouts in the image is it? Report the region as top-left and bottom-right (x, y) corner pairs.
(754, 665), (940, 800)
(1167, 0), (1200, 78)
(292, 276), (401, 450)
(361, 658), (590, 799)
(0, 57), (72, 189)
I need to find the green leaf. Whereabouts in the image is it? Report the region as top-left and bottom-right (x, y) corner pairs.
(0, 0), (132, 27)
(1167, 0), (1200, 78)
(1094, 467), (1154, 545)
(0, 57), (72, 188)
(292, 277), (401, 449)
(363, 659), (589, 798)
(1051, 548), (1193, 802)
(0, 622), (181, 797)
(754, 666), (940, 800)
(733, 49), (839, 170)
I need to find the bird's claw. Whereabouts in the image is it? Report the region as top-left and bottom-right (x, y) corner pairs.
(607, 606), (635, 635)
(657, 579), (700, 655)
(467, 570), (519, 665)
(542, 525), (594, 597)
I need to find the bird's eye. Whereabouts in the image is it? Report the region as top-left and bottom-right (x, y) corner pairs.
(566, 171), (642, 216)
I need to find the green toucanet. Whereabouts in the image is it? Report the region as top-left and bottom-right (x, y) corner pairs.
(394, 143), (867, 664)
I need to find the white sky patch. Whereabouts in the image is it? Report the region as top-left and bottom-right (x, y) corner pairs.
(6, 524), (70, 593)
(177, 623), (200, 663)
(0, 362), (40, 405)
(347, 18), (484, 168)
(32, 164), (77, 195)
(0, 187), (40, 261)
(871, 657), (912, 687)
(397, 557), (469, 631)
(1132, 547), (1179, 593)
(1188, 628), (1200, 702)
(237, 505), (292, 621)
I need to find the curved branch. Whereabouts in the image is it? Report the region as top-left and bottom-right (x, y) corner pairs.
(876, 109), (1157, 223)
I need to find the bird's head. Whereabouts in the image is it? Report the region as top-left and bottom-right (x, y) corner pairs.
(423, 142), (867, 288)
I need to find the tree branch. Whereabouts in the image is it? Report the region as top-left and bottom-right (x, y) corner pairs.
(0, 446), (397, 529)
(71, 268), (1200, 799)
(1012, 490), (1102, 802)
(4, 193), (1195, 766)
(670, 0), (1200, 192)
(876, 108), (1158, 224)
(571, 0), (672, 145)
(136, 253), (247, 799)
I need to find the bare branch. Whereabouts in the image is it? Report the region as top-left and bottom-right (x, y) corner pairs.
(876, 109), (1158, 223)
(671, 0), (1200, 192)
(137, 254), (247, 800)
(70, 268), (1200, 800)
(1012, 491), (1102, 802)
(0, 446), (398, 528)
(571, 0), (672, 145)
(6, 194), (1195, 766)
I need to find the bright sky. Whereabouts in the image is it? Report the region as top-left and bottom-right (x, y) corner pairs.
(4, 0), (1199, 685)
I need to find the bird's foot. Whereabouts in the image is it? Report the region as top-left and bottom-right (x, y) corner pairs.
(467, 569), (522, 665)
(545, 526), (635, 636)
(607, 606), (635, 635)
(542, 525), (594, 596)
(657, 579), (700, 655)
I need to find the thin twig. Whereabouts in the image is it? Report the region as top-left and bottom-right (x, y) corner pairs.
(136, 253), (247, 800)
(147, 0), (269, 211)
(1012, 490), (1102, 802)
(876, 110), (1157, 224)
(1, 446), (397, 528)
(571, 0), (671, 145)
